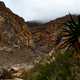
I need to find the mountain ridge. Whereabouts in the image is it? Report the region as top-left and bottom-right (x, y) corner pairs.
(0, 1), (79, 67)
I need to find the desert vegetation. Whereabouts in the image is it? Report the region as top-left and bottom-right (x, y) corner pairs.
(21, 14), (80, 80)
(0, 13), (80, 80)
(0, 1), (80, 80)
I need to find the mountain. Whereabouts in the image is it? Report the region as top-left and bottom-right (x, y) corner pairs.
(28, 14), (78, 54)
(0, 1), (34, 66)
(0, 1), (33, 48)
(0, 1), (79, 67)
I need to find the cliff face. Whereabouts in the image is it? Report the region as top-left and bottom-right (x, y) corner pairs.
(0, 1), (79, 67)
(28, 15), (78, 54)
(0, 1), (32, 48)
(0, 1), (34, 66)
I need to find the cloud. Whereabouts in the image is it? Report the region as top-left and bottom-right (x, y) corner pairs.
(1, 0), (80, 22)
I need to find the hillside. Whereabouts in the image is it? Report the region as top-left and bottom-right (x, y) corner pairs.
(28, 14), (78, 54)
(0, 1), (79, 67)
(0, 1), (80, 80)
(0, 1), (34, 67)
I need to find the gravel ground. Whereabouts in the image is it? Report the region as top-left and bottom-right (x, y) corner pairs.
(0, 47), (36, 67)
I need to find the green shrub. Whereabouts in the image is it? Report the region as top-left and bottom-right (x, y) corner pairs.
(23, 51), (80, 80)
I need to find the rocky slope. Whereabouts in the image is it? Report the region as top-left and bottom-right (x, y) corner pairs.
(0, 1), (33, 48)
(0, 1), (34, 67)
(0, 1), (79, 67)
(0, 1), (80, 80)
(28, 14), (78, 55)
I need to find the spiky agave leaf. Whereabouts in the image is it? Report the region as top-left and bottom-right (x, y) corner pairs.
(58, 14), (80, 52)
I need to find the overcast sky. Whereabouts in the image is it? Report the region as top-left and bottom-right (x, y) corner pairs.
(1, 0), (80, 22)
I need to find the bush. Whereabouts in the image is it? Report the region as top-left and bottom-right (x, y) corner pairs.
(23, 51), (80, 80)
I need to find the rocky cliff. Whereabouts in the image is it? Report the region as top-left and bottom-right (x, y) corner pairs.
(0, 1), (79, 67)
(28, 14), (78, 55)
(0, 1), (34, 67)
(0, 1), (32, 48)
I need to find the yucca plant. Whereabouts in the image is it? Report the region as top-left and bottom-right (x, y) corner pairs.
(58, 14), (80, 52)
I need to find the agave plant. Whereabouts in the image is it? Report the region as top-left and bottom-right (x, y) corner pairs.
(58, 14), (80, 52)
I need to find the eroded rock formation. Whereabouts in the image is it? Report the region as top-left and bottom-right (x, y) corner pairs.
(0, 1), (32, 48)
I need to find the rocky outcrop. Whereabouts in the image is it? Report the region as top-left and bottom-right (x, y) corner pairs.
(0, 1), (79, 70)
(28, 14), (79, 55)
(0, 1), (35, 67)
(0, 1), (79, 79)
(0, 1), (32, 48)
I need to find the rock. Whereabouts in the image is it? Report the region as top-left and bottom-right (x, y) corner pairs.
(0, 1), (36, 66)
(0, 1), (33, 48)
(7, 78), (23, 80)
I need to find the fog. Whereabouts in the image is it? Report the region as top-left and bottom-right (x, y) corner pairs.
(1, 0), (80, 22)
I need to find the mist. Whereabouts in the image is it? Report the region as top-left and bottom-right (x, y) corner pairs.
(1, 0), (80, 22)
